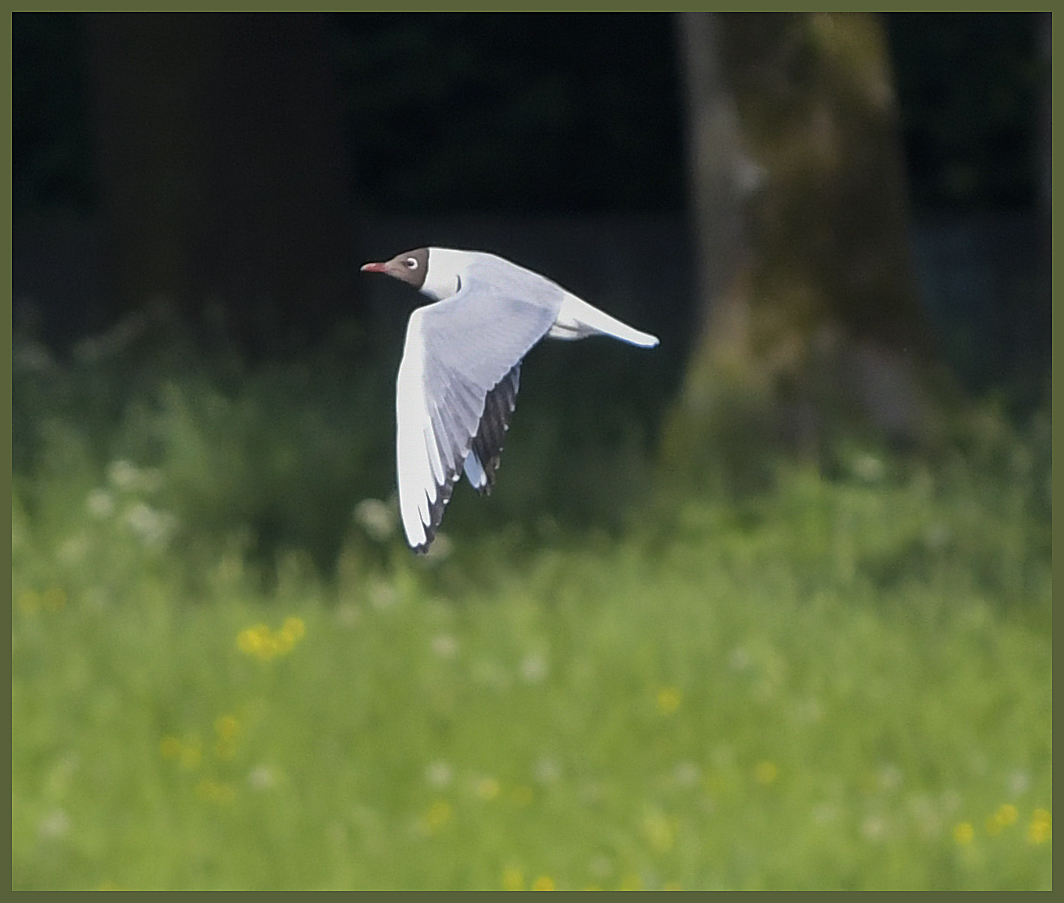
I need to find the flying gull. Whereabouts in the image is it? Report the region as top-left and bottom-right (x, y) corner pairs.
(361, 247), (659, 552)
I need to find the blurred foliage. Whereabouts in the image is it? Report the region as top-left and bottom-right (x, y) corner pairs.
(12, 318), (665, 582)
(13, 324), (1050, 616)
(11, 340), (1051, 887)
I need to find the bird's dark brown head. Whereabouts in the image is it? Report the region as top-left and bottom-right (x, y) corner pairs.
(360, 248), (429, 290)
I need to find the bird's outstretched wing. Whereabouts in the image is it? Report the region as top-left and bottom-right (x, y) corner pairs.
(464, 363), (520, 495)
(396, 270), (562, 551)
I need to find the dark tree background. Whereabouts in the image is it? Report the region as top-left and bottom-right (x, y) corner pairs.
(333, 13), (685, 215)
(12, 12), (1049, 408)
(13, 13), (1044, 217)
(80, 13), (355, 357)
(664, 12), (957, 489)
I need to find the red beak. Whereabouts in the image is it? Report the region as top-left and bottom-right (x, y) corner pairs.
(360, 261), (388, 273)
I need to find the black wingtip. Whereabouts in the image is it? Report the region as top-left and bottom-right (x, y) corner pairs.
(412, 520), (438, 555)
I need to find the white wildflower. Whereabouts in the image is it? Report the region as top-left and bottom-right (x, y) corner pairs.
(247, 764), (279, 791)
(57, 534), (91, 565)
(1006, 769), (1031, 796)
(38, 809), (70, 841)
(353, 498), (397, 541)
(106, 459), (162, 493)
(924, 522), (952, 551)
(534, 757), (561, 785)
(588, 855), (613, 881)
(852, 453), (885, 483)
(519, 652), (549, 684)
(812, 801), (840, 825)
(13, 340), (55, 373)
(86, 488), (115, 519)
(673, 761), (700, 787)
(728, 646), (752, 672)
(368, 580), (398, 610)
(878, 763), (903, 792)
(425, 760), (453, 789)
(108, 459), (141, 490)
(431, 634), (459, 659)
(861, 813), (889, 843)
(125, 502), (177, 548)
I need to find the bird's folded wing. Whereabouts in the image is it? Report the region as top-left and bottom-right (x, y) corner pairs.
(396, 274), (562, 551)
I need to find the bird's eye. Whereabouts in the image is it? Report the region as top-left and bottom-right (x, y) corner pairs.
(404, 257), (419, 270)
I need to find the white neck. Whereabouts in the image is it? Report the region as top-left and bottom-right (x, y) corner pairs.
(422, 247), (475, 300)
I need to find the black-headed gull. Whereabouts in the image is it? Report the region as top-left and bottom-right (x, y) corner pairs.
(361, 247), (659, 552)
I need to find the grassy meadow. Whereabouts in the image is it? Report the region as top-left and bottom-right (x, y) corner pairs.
(11, 334), (1052, 890)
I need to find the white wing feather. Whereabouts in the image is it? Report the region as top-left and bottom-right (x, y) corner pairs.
(395, 265), (562, 551)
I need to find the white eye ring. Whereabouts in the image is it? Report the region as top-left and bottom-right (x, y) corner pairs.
(404, 257), (419, 270)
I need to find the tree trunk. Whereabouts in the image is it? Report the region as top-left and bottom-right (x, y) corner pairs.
(84, 13), (358, 356)
(663, 12), (956, 489)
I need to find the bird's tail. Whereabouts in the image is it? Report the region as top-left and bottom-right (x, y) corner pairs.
(548, 294), (659, 347)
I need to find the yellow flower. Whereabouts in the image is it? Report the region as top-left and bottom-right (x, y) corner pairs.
(754, 760), (778, 785)
(1028, 809), (1051, 844)
(532, 875), (555, 891)
(656, 687), (681, 715)
(42, 586), (67, 611)
(237, 617), (305, 661)
(281, 616), (305, 643)
(953, 822), (974, 845)
(19, 587), (68, 614)
(214, 715), (241, 759)
(502, 867), (524, 890)
(421, 799), (451, 833)
(986, 803), (1018, 835)
(161, 734), (204, 767)
(238, 624), (272, 658)
(642, 809), (675, 852)
(477, 776), (500, 801)
(195, 778), (236, 804)
(179, 737), (202, 769)
(159, 735), (183, 760)
(509, 785), (534, 806)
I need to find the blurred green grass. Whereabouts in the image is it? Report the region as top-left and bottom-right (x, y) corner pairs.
(11, 335), (1051, 890)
